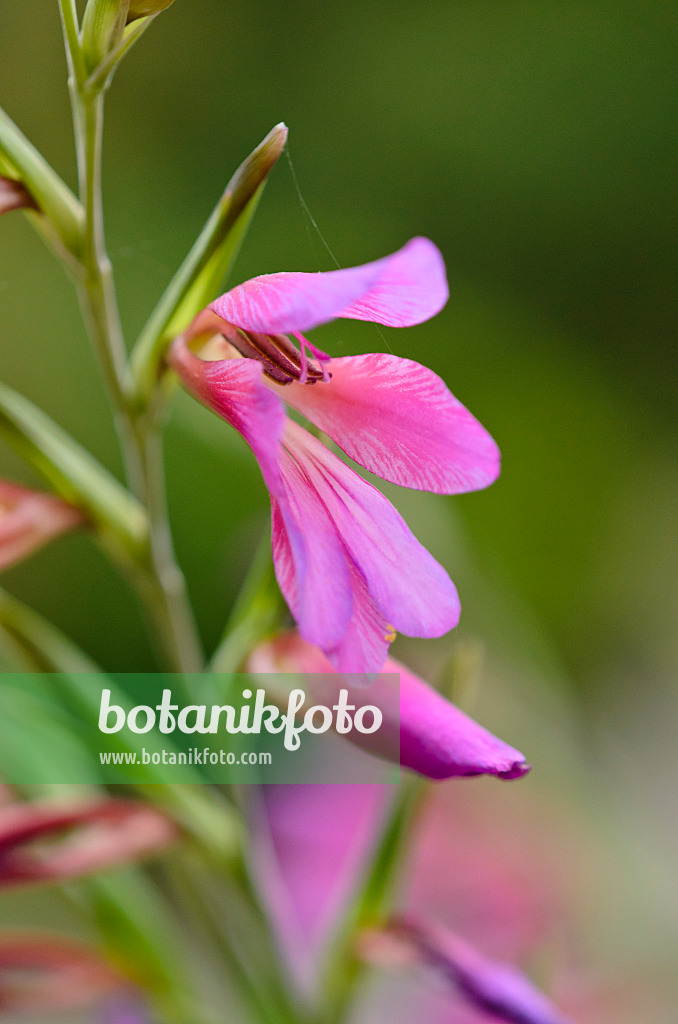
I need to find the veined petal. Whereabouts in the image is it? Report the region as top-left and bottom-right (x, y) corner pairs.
(271, 454), (353, 651)
(0, 481), (82, 571)
(283, 422), (460, 640)
(391, 918), (572, 1024)
(284, 353), (500, 493)
(210, 237), (448, 334)
(169, 338), (285, 495)
(325, 559), (393, 673)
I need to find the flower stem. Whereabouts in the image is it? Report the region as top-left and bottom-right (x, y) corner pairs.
(60, 15), (203, 672)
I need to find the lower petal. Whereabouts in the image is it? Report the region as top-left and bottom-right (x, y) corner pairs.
(283, 422), (460, 639)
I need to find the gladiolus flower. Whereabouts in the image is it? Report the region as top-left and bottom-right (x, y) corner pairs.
(0, 480), (83, 572)
(387, 916), (573, 1024)
(0, 798), (177, 886)
(0, 176), (36, 216)
(0, 934), (126, 1012)
(249, 632), (530, 780)
(171, 238), (500, 671)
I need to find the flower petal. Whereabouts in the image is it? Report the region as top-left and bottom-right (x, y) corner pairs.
(284, 353), (500, 493)
(251, 633), (529, 780)
(271, 454), (353, 651)
(250, 784), (390, 995)
(169, 339), (285, 494)
(210, 237), (448, 334)
(391, 917), (572, 1024)
(398, 662), (529, 780)
(283, 422), (460, 641)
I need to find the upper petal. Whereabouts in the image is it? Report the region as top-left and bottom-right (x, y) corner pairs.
(210, 237), (448, 334)
(169, 338), (285, 495)
(283, 422), (460, 640)
(284, 353), (500, 494)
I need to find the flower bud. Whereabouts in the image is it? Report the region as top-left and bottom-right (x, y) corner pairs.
(0, 480), (82, 572)
(127, 0), (176, 21)
(0, 176), (37, 216)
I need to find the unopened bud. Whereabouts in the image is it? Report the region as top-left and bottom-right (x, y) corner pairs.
(0, 177), (37, 217)
(127, 0), (176, 21)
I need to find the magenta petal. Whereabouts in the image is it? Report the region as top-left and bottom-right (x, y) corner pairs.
(396, 918), (572, 1024)
(169, 339), (285, 495)
(250, 634), (529, 780)
(271, 453), (353, 650)
(210, 237), (448, 334)
(284, 353), (500, 494)
(283, 423), (460, 640)
(250, 784), (390, 994)
(325, 559), (393, 673)
(397, 662), (530, 780)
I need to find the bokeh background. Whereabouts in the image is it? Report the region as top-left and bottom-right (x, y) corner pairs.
(0, 2), (677, 1021)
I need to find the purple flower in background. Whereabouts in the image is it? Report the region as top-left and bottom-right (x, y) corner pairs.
(99, 997), (151, 1024)
(171, 238), (500, 671)
(250, 631), (530, 780)
(388, 916), (573, 1024)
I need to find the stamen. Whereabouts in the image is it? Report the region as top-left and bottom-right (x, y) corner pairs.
(292, 332), (332, 383)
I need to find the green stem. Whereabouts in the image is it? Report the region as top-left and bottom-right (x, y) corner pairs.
(133, 416), (204, 672)
(322, 777), (428, 1024)
(58, 20), (204, 672)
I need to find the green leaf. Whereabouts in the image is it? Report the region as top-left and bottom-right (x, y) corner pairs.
(0, 381), (147, 558)
(130, 122), (288, 405)
(0, 105), (84, 255)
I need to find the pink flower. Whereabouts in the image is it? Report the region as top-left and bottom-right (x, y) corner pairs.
(0, 934), (126, 1012)
(170, 238), (500, 671)
(0, 798), (177, 886)
(0, 480), (82, 572)
(250, 631), (530, 780)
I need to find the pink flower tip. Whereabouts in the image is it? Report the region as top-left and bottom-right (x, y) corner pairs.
(0, 481), (83, 572)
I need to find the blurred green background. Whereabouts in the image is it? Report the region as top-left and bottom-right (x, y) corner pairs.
(0, 1), (677, 1021)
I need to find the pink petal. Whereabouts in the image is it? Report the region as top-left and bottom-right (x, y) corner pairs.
(250, 784), (390, 994)
(169, 339), (285, 495)
(284, 353), (500, 494)
(392, 918), (572, 1024)
(283, 422), (460, 641)
(0, 800), (176, 886)
(210, 237), (448, 334)
(271, 453), (353, 651)
(251, 634), (529, 780)
(0, 481), (82, 571)
(397, 662), (529, 780)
